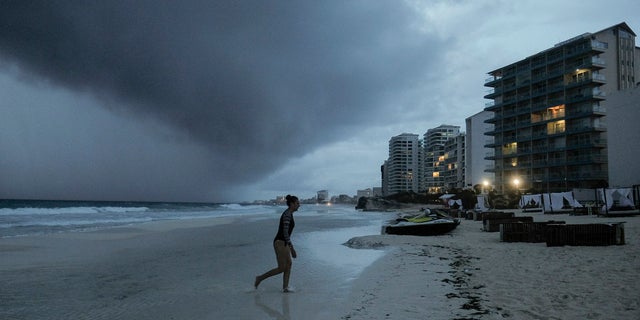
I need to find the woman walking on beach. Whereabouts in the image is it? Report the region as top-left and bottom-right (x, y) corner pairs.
(255, 195), (299, 292)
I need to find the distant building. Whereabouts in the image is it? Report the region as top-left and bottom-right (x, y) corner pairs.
(384, 133), (422, 195)
(331, 194), (354, 204)
(424, 125), (460, 193)
(484, 22), (638, 193)
(465, 110), (495, 188)
(381, 126), (467, 195)
(357, 188), (373, 198)
(317, 190), (329, 203)
(443, 133), (465, 190)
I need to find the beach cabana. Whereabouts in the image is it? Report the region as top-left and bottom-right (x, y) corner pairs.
(520, 194), (543, 212)
(542, 192), (581, 213)
(599, 188), (636, 211)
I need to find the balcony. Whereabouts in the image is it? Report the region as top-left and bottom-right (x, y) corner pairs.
(484, 87), (502, 99)
(566, 125), (606, 134)
(547, 84), (565, 95)
(564, 39), (607, 59)
(590, 57), (606, 69)
(592, 73), (606, 83)
(566, 90), (606, 104)
(484, 138), (500, 148)
(485, 75), (503, 86)
(532, 159), (548, 168)
(565, 74), (607, 89)
(484, 128), (499, 136)
(518, 147), (532, 155)
(566, 172), (608, 180)
(593, 90), (606, 99)
(565, 57), (606, 71)
(547, 159), (569, 167)
(514, 134), (532, 142)
(566, 106), (606, 120)
(485, 117), (498, 124)
(531, 145), (549, 153)
(485, 100), (502, 111)
(547, 52), (563, 64)
(566, 155), (607, 165)
(590, 40), (608, 52)
(565, 139), (607, 150)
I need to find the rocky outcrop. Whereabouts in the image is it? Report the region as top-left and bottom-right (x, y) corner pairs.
(355, 196), (412, 211)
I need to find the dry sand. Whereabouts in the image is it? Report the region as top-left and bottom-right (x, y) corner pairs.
(344, 209), (640, 320)
(1, 209), (638, 319)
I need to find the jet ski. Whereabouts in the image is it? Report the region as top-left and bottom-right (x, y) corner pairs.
(382, 209), (460, 236)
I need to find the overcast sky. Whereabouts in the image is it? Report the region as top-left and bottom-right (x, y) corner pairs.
(1, 1), (638, 203)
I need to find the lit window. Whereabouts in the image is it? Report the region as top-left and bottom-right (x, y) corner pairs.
(547, 120), (565, 134)
(503, 142), (517, 155)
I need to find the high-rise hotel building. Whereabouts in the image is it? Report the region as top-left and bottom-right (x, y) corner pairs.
(484, 22), (637, 193)
(424, 125), (460, 193)
(384, 133), (422, 195)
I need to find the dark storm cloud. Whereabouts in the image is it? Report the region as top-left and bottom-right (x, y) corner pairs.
(0, 1), (443, 200)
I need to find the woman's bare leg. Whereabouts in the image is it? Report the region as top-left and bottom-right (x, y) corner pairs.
(255, 240), (291, 289)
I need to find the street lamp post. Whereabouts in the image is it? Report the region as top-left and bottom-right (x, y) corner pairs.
(512, 178), (522, 209)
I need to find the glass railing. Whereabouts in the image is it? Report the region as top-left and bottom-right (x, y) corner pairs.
(591, 40), (608, 50)
(593, 89), (606, 97)
(566, 155), (607, 164)
(485, 75), (502, 83)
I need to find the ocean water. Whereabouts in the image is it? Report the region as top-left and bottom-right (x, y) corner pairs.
(0, 200), (383, 238)
(0, 199), (289, 238)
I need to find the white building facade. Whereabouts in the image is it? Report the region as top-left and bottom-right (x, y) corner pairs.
(384, 133), (422, 194)
(606, 87), (640, 188)
(465, 110), (495, 189)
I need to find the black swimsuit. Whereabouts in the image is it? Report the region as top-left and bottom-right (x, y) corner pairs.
(274, 209), (295, 245)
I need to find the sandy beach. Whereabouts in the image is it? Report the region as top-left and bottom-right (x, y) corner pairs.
(0, 209), (391, 320)
(1, 207), (638, 319)
(345, 209), (640, 320)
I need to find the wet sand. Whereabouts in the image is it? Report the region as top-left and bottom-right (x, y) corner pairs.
(0, 211), (389, 319)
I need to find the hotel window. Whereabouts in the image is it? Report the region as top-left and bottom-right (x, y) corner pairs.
(503, 142), (518, 155)
(547, 120), (565, 134)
